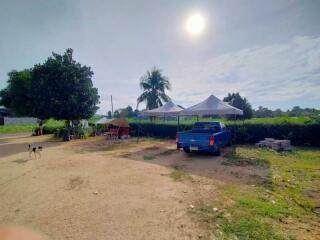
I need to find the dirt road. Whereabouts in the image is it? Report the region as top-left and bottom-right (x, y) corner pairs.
(0, 136), (271, 240)
(0, 136), (207, 240)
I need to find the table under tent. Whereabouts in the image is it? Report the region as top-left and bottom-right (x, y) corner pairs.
(95, 118), (130, 140)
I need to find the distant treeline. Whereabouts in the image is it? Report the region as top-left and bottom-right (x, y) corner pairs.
(253, 106), (319, 118)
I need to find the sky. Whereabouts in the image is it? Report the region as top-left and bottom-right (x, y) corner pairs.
(0, 0), (319, 114)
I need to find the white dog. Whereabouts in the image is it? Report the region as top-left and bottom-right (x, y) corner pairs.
(28, 144), (43, 159)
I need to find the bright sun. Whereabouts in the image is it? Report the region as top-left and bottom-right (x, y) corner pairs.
(186, 13), (206, 36)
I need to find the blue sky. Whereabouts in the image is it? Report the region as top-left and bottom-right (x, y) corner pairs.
(0, 0), (319, 113)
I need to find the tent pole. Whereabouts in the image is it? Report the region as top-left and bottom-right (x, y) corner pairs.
(137, 117), (140, 143)
(234, 112), (236, 145)
(197, 115), (199, 122)
(177, 114), (180, 132)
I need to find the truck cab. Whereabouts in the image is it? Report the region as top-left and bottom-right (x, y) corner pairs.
(176, 122), (231, 155)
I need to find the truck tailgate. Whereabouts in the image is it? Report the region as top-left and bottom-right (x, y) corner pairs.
(179, 133), (211, 147)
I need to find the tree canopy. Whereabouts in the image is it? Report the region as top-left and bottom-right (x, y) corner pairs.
(137, 67), (171, 110)
(223, 92), (253, 119)
(0, 70), (33, 117)
(0, 49), (100, 121)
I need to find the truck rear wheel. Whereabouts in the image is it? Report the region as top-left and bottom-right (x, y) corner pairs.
(183, 148), (190, 153)
(213, 148), (221, 156)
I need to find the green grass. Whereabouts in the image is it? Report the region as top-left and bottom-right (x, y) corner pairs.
(0, 116), (101, 135)
(142, 149), (176, 161)
(157, 149), (176, 156)
(143, 155), (156, 161)
(191, 146), (320, 239)
(0, 119), (65, 134)
(0, 124), (35, 134)
(223, 149), (269, 167)
(192, 203), (292, 240)
(221, 217), (290, 240)
(169, 165), (193, 181)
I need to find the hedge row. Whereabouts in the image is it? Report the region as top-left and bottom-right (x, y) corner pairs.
(129, 123), (320, 147)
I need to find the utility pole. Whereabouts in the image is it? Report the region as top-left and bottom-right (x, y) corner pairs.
(111, 95), (114, 117)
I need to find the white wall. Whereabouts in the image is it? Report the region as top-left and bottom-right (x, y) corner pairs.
(4, 117), (37, 125)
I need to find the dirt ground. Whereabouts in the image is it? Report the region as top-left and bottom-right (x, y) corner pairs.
(0, 136), (268, 240)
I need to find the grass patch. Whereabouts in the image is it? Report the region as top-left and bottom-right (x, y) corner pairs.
(143, 155), (156, 161)
(169, 165), (193, 181)
(222, 217), (290, 240)
(0, 118), (64, 134)
(157, 149), (176, 156)
(223, 148), (269, 167)
(237, 197), (291, 218)
(0, 116), (102, 135)
(190, 146), (320, 239)
(192, 202), (292, 240)
(144, 149), (176, 160)
(0, 124), (35, 134)
(193, 201), (295, 240)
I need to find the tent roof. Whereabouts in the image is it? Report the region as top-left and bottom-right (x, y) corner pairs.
(95, 117), (129, 127)
(180, 95), (243, 116)
(95, 117), (113, 125)
(109, 118), (129, 127)
(143, 101), (184, 116)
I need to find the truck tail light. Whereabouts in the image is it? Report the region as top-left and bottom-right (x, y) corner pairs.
(176, 133), (179, 143)
(209, 135), (215, 146)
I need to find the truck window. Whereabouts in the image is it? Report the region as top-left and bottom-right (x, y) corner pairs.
(193, 122), (220, 133)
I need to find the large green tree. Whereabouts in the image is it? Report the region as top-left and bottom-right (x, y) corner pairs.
(223, 92), (253, 119)
(0, 49), (100, 121)
(0, 69), (33, 116)
(137, 67), (171, 110)
(31, 49), (99, 120)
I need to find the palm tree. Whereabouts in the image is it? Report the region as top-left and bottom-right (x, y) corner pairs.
(137, 67), (171, 110)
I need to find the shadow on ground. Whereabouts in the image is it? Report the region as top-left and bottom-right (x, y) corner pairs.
(0, 137), (63, 159)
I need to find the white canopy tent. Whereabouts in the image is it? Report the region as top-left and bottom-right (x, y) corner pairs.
(180, 95), (243, 116)
(142, 101), (184, 117)
(95, 117), (114, 125)
(136, 95), (243, 142)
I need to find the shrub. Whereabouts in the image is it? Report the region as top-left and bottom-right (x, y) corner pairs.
(129, 123), (320, 147)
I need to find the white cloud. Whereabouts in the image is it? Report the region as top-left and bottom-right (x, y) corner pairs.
(170, 36), (320, 109)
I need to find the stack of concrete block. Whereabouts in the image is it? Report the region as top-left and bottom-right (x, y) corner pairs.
(272, 140), (292, 151)
(255, 138), (275, 148)
(255, 138), (292, 151)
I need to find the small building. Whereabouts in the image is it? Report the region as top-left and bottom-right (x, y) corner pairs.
(0, 106), (9, 117)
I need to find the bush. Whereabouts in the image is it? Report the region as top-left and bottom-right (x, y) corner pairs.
(54, 126), (93, 140)
(129, 123), (320, 147)
(43, 125), (64, 134)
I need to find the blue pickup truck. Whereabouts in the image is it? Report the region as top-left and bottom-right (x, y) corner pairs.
(176, 122), (231, 155)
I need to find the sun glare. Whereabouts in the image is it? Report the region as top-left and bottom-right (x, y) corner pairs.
(186, 13), (206, 36)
